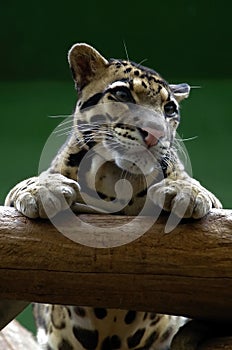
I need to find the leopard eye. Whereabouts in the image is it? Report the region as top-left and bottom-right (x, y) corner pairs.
(164, 101), (178, 117)
(113, 87), (134, 102)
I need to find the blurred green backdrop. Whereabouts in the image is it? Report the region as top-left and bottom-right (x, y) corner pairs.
(1, 0), (231, 336)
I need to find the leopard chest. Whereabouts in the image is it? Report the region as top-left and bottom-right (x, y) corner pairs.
(77, 155), (152, 215)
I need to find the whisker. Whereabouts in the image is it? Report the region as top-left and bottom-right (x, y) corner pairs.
(175, 136), (198, 142)
(123, 40), (130, 61)
(49, 114), (73, 119)
(137, 58), (148, 67)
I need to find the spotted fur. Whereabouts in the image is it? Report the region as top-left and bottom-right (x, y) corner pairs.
(5, 43), (222, 349)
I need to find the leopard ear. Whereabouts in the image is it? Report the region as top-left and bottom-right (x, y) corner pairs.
(68, 43), (108, 90)
(169, 83), (190, 102)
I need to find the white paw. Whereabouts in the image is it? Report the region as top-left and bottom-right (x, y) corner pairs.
(148, 178), (222, 219)
(5, 172), (80, 219)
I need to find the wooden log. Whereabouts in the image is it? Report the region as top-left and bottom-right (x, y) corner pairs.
(0, 300), (29, 330)
(200, 337), (232, 350)
(0, 206), (232, 321)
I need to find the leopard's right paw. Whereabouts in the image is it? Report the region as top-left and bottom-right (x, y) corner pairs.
(5, 173), (80, 219)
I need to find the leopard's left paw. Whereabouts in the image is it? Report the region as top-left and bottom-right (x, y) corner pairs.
(148, 178), (222, 219)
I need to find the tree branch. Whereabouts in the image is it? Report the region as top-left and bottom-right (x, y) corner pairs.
(0, 206), (232, 321)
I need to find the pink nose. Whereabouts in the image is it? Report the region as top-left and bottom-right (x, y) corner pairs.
(142, 127), (164, 147)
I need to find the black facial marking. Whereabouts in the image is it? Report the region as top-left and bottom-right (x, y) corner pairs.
(67, 150), (88, 167)
(124, 310), (137, 324)
(94, 308), (107, 319)
(74, 306), (86, 317)
(124, 67), (132, 73)
(81, 130), (97, 149)
(127, 328), (146, 348)
(73, 326), (99, 349)
(80, 92), (103, 111)
(58, 339), (74, 350)
(108, 95), (118, 102)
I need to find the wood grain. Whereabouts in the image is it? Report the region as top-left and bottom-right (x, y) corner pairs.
(0, 206), (232, 321)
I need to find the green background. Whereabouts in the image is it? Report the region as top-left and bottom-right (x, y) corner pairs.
(1, 0), (231, 335)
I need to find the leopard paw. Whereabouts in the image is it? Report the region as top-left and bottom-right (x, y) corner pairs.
(148, 178), (222, 219)
(5, 172), (80, 219)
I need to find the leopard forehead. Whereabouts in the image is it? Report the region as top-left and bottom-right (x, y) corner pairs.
(81, 59), (171, 104)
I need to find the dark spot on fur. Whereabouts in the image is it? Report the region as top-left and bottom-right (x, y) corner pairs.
(74, 306), (86, 317)
(144, 330), (158, 347)
(124, 67), (132, 73)
(101, 335), (121, 350)
(127, 328), (146, 348)
(111, 335), (121, 349)
(67, 150), (88, 167)
(94, 308), (107, 319)
(73, 326), (98, 349)
(142, 81), (148, 89)
(134, 70), (140, 76)
(160, 327), (173, 342)
(97, 191), (108, 200)
(143, 312), (148, 321)
(137, 188), (147, 197)
(115, 62), (122, 68)
(149, 313), (157, 320)
(58, 339), (74, 350)
(66, 307), (72, 318)
(150, 315), (161, 326)
(124, 310), (137, 324)
(64, 170), (71, 178)
(101, 337), (110, 350)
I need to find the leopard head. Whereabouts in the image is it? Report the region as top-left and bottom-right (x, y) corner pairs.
(68, 43), (190, 175)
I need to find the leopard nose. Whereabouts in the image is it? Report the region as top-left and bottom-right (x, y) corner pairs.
(139, 127), (164, 147)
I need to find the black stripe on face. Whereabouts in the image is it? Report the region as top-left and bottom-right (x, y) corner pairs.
(80, 92), (103, 111)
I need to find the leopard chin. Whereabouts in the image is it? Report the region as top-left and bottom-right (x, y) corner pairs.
(115, 152), (159, 175)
